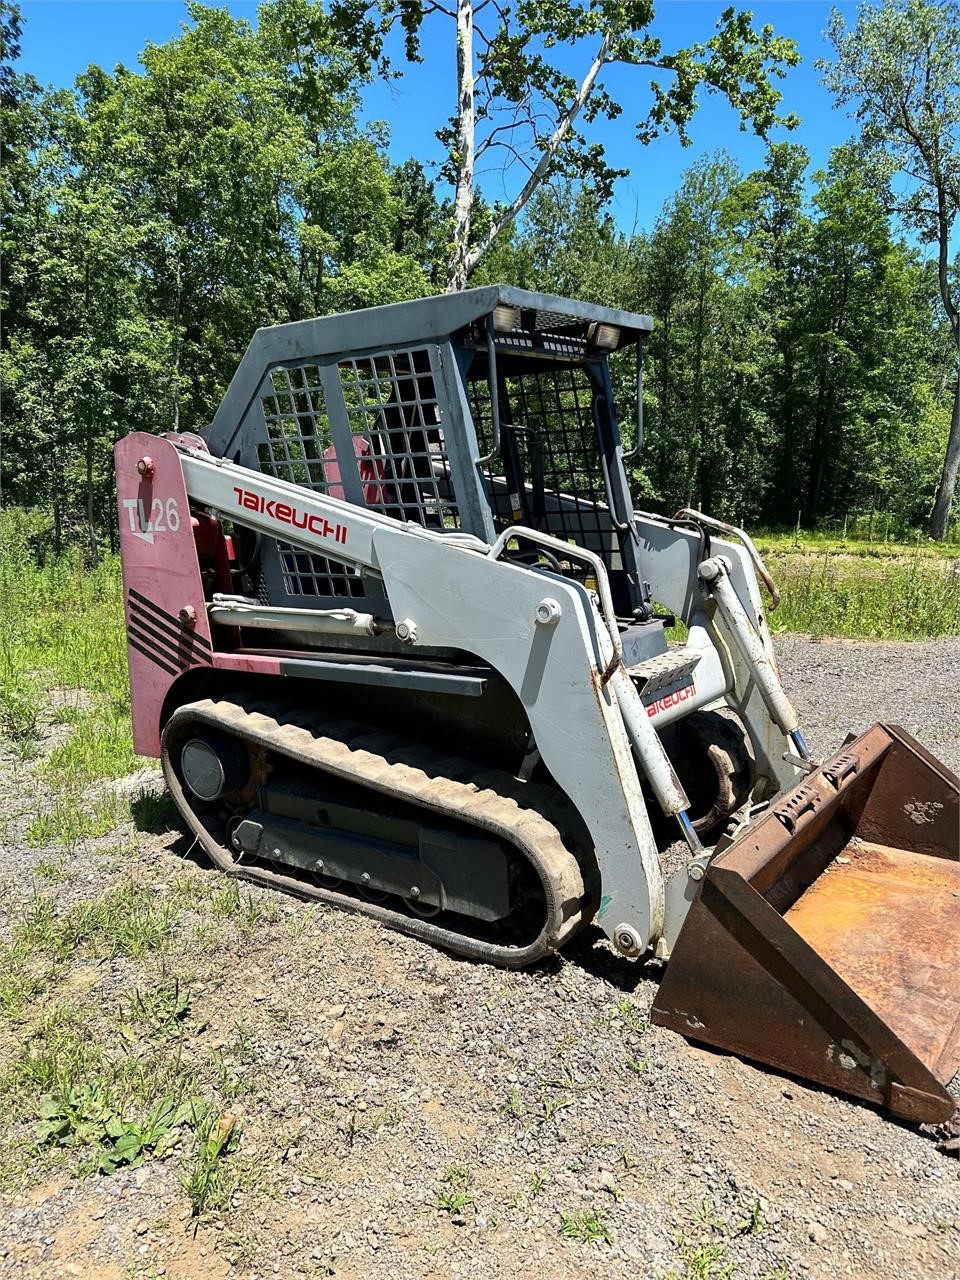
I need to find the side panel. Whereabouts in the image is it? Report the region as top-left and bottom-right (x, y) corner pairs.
(635, 514), (798, 794)
(371, 528), (667, 948)
(115, 433), (212, 756)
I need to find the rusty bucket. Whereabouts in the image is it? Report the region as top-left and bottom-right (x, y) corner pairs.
(652, 724), (960, 1124)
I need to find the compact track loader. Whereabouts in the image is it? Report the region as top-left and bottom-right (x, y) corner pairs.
(115, 287), (960, 1127)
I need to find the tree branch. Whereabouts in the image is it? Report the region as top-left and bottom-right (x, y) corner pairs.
(463, 28), (614, 278)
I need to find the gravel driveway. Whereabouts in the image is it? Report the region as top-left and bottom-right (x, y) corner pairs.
(776, 633), (960, 775)
(0, 636), (958, 1280)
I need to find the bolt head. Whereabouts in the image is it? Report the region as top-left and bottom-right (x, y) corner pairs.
(409, 885), (420, 898)
(137, 456), (155, 478)
(613, 923), (643, 956)
(535, 597), (562, 626)
(315, 859), (324, 872)
(688, 863), (705, 882)
(395, 618), (418, 644)
(360, 872), (371, 885)
(178, 605), (197, 628)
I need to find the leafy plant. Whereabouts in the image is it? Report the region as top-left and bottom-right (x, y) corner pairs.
(503, 1083), (573, 1127)
(678, 1240), (734, 1280)
(560, 1208), (613, 1245)
(734, 1199), (765, 1236)
(0, 677), (40, 757)
(181, 1109), (239, 1218)
(36, 1087), (196, 1174)
(435, 1164), (475, 1214)
(120, 980), (193, 1043)
(615, 997), (648, 1035)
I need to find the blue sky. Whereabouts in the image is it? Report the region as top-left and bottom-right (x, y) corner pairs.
(16, 0), (860, 233)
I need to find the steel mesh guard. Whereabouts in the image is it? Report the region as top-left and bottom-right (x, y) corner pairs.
(471, 365), (608, 551)
(258, 364), (364, 599)
(338, 349), (460, 530)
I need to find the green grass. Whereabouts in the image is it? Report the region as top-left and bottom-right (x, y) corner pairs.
(659, 525), (954, 642)
(181, 1109), (240, 1218)
(754, 522), (959, 558)
(0, 509), (135, 779)
(25, 791), (131, 848)
(0, 869), (255, 1198)
(1, 510), (956, 792)
(761, 544), (960, 639)
(560, 1208), (613, 1245)
(434, 1163), (476, 1214)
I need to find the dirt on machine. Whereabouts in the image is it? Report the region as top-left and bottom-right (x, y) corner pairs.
(114, 286), (960, 1131)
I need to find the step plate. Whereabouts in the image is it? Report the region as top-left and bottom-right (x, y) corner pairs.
(627, 647), (702, 696)
(786, 840), (960, 1082)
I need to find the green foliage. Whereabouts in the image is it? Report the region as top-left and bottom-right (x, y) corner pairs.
(821, 0), (960, 539)
(488, 141), (956, 531)
(560, 1207), (613, 1245)
(1, 3), (957, 544)
(36, 1087), (196, 1175)
(344, 1), (798, 283)
(1, 3), (434, 547)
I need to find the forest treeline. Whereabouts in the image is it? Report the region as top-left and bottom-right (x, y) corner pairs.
(1, 0), (956, 554)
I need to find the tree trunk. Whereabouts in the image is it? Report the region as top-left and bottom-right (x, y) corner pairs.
(928, 363), (960, 539)
(928, 199), (960, 540)
(446, 0), (475, 293)
(51, 443), (62, 556)
(459, 30), (613, 284)
(171, 252), (183, 432)
(806, 370), (828, 524)
(692, 262), (708, 510)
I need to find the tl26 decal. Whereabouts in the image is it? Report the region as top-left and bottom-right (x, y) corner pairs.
(232, 486), (348, 545)
(122, 497), (181, 544)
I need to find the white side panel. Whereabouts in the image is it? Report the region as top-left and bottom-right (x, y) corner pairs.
(371, 527), (666, 948)
(635, 514), (800, 794)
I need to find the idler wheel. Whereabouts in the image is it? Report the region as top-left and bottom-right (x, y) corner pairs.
(180, 732), (249, 801)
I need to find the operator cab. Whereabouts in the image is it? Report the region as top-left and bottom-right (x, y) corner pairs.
(451, 291), (653, 627)
(204, 285), (662, 661)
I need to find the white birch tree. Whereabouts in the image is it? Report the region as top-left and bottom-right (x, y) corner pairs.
(321, 1), (799, 290)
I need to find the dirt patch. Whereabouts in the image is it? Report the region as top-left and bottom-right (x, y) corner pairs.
(0, 637), (958, 1280)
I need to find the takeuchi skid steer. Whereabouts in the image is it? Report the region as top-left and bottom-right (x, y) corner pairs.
(115, 286), (960, 1127)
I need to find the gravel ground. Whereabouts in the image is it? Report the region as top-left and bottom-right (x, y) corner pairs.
(0, 636), (958, 1280)
(776, 634), (960, 775)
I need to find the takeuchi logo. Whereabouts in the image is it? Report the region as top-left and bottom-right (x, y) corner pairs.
(233, 487), (348, 545)
(644, 681), (696, 718)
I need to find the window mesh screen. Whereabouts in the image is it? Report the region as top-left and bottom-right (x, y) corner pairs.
(258, 366), (333, 488)
(257, 364), (363, 599)
(338, 349), (460, 529)
(472, 365), (607, 548)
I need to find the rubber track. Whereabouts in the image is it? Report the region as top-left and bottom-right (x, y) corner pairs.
(161, 697), (590, 968)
